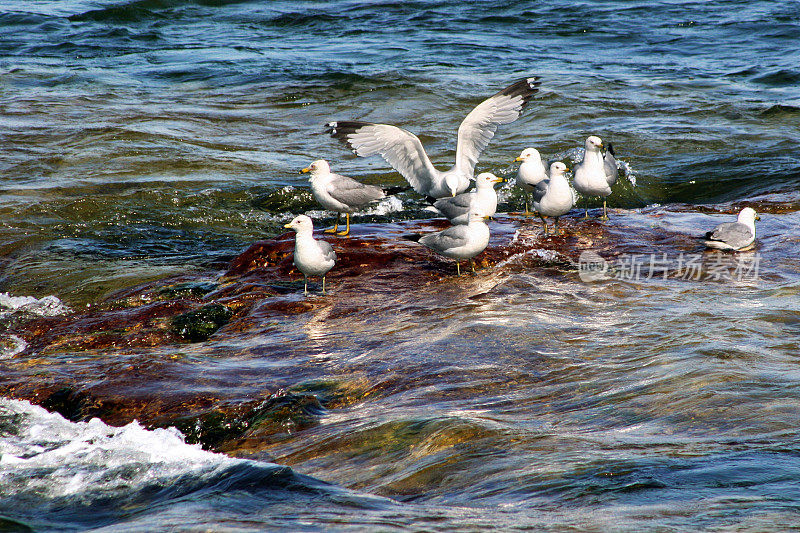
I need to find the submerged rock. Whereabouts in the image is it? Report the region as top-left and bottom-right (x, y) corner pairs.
(171, 304), (233, 342)
(0, 200), (794, 453)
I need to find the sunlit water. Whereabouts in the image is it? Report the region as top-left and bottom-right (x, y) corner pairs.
(1, 0), (800, 530)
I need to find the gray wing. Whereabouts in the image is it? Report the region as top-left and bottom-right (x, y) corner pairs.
(317, 239), (337, 262)
(326, 121), (439, 195)
(604, 143), (618, 186)
(433, 191), (473, 220)
(705, 222), (753, 248)
(456, 77), (541, 177)
(419, 224), (470, 253)
(531, 178), (549, 204)
(328, 173), (385, 208)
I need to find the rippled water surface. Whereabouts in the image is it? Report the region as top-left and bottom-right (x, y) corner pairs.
(1, 0), (800, 531)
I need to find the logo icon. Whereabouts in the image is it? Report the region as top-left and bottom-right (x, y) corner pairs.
(578, 251), (609, 282)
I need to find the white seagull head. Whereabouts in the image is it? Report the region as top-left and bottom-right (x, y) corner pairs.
(284, 214), (315, 234)
(549, 161), (568, 176)
(300, 159), (331, 179)
(515, 147), (541, 162)
(585, 136), (603, 151)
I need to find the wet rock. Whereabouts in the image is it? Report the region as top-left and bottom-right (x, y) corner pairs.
(156, 281), (219, 300)
(245, 392), (326, 438)
(40, 387), (101, 422)
(225, 237), (294, 277)
(170, 405), (253, 451)
(0, 516), (34, 532)
(1, 200), (795, 450)
(170, 303), (234, 342)
(170, 391), (326, 451)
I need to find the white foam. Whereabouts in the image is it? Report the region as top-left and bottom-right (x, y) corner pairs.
(0, 335), (27, 359)
(0, 398), (239, 501)
(0, 292), (72, 317)
(365, 195), (403, 216)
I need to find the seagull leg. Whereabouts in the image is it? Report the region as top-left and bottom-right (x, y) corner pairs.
(600, 200), (609, 221)
(583, 198), (589, 219)
(303, 275), (308, 295)
(336, 213), (351, 236)
(554, 217), (561, 235)
(539, 214), (548, 236)
(523, 193), (533, 216)
(456, 261), (461, 276)
(322, 275), (326, 293)
(324, 213), (340, 234)
(470, 258), (476, 273)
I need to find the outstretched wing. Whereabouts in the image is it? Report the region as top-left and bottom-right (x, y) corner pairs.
(604, 143), (618, 186)
(455, 77), (541, 177)
(326, 121), (439, 196)
(328, 173), (385, 208)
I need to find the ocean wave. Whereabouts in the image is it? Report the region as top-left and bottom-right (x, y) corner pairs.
(0, 292), (72, 318)
(0, 335), (27, 359)
(750, 68), (800, 88)
(0, 398), (393, 531)
(66, 0), (245, 23)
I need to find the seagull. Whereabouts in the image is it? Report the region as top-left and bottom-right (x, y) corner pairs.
(325, 77), (541, 199)
(514, 147), (547, 215)
(703, 207), (760, 251)
(283, 214), (337, 294)
(404, 210), (491, 276)
(433, 172), (503, 225)
(532, 162), (574, 236)
(300, 159), (402, 236)
(573, 136), (618, 220)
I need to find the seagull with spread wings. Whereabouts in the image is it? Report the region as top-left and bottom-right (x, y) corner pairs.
(325, 77), (541, 199)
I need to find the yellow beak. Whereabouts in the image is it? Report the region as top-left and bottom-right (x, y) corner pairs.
(283, 223), (292, 228)
(300, 167), (311, 174)
(755, 214), (761, 221)
(514, 156), (524, 162)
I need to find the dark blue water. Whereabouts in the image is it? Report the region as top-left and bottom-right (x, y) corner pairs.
(2, 1), (800, 531)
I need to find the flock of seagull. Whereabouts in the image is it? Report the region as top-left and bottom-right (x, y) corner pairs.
(282, 76), (761, 294)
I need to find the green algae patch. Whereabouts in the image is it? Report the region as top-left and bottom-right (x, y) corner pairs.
(170, 304), (233, 342)
(289, 378), (381, 409)
(156, 281), (219, 301)
(170, 392), (326, 451)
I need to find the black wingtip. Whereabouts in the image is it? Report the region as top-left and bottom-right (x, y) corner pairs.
(324, 121), (370, 134)
(498, 76), (541, 97)
(607, 143), (615, 156)
(424, 196), (437, 205)
(402, 233), (422, 243)
(496, 76), (541, 114)
(325, 120), (374, 143)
